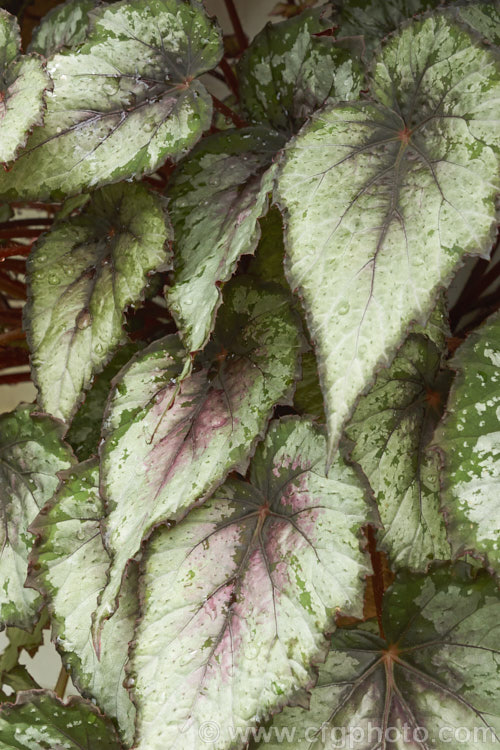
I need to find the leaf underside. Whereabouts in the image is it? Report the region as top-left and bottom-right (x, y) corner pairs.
(0, 0), (222, 200)
(435, 310), (500, 576)
(93, 277), (302, 635)
(25, 182), (171, 421)
(258, 563), (500, 749)
(278, 15), (500, 463)
(132, 418), (371, 749)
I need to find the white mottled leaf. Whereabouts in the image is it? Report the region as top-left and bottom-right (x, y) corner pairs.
(132, 418), (370, 750)
(0, 0), (222, 199)
(0, 9), (50, 163)
(0, 406), (74, 629)
(25, 182), (171, 421)
(346, 334), (451, 570)
(93, 278), (302, 637)
(166, 127), (284, 353)
(435, 310), (500, 576)
(28, 460), (136, 744)
(278, 15), (500, 462)
(29, 0), (97, 57)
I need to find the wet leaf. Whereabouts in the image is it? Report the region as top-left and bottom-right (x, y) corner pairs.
(257, 563), (500, 749)
(0, 9), (50, 163)
(25, 182), (171, 421)
(166, 127), (284, 353)
(238, 8), (362, 134)
(28, 0), (97, 56)
(277, 15), (500, 463)
(28, 460), (136, 744)
(435, 310), (500, 576)
(0, 405), (74, 629)
(0, 0), (222, 200)
(0, 691), (124, 749)
(132, 418), (371, 749)
(346, 334), (451, 570)
(93, 278), (302, 635)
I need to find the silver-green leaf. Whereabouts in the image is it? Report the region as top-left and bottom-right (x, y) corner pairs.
(346, 334), (451, 570)
(0, 0), (222, 200)
(28, 460), (136, 744)
(278, 15), (500, 462)
(256, 563), (500, 749)
(0, 406), (74, 629)
(132, 418), (371, 750)
(435, 310), (500, 576)
(25, 182), (171, 422)
(166, 127), (285, 353)
(28, 0), (97, 57)
(93, 278), (302, 636)
(0, 9), (50, 164)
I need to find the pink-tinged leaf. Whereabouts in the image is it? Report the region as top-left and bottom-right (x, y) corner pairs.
(131, 418), (372, 750)
(93, 278), (302, 638)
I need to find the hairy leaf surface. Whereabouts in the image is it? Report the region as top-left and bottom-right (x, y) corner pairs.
(278, 15), (500, 462)
(94, 279), (302, 634)
(238, 8), (362, 134)
(29, 0), (97, 56)
(346, 335), (450, 570)
(166, 127), (284, 353)
(132, 418), (370, 750)
(0, 0), (222, 199)
(25, 183), (170, 421)
(28, 461), (136, 744)
(435, 311), (500, 576)
(258, 563), (500, 749)
(0, 406), (74, 628)
(0, 692), (124, 749)
(0, 9), (50, 164)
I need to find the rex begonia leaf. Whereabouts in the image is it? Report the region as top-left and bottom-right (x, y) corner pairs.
(435, 310), (500, 576)
(0, 692), (124, 749)
(257, 563), (500, 749)
(237, 8), (363, 134)
(451, 3), (500, 46)
(0, 9), (50, 164)
(28, 460), (136, 744)
(66, 343), (141, 460)
(28, 0), (97, 57)
(0, 0), (222, 200)
(346, 334), (451, 571)
(93, 278), (302, 637)
(131, 417), (371, 750)
(0, 609), (49, 675)
(166, 127), (285, 353)
(0, 405), (74, 629)
(277, 15), (500, 463)
(25, 182), (171, 422)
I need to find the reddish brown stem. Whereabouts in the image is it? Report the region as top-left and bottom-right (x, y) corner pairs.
(1, 259), (27, 274)
(0, 218), (53, 230)
(0, 273), (27, 300)
(223, 0), (248, 51)
(219, 58), (240, 98)
(0, 371), (32, 385)
(366, 525), (386, 640)
(0, 347), (29, 368)
(0, 309), (23, 326)
(0, 229), (43, 239)
(211, 95), (247, 128)
(0, 243), (32, 259)
(0, 328), (25, 346)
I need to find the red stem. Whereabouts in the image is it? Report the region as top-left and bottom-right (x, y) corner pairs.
(219, 58), (240, 98)
(1, 259), (27, 274)
(0, 218), (53, 229)
(211, 95), (247, 128)
(0, 371), (32, 385)
(366, 525), (386, 640)
(0, 244), (32, 259)
(0, 229), (43, 239)
(0, 327), (25, 346)
(0, 309), (23, 326)
(0, 273), (27, 300)
(223, 0), (248, 51)
(0, 347), (29, 367)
